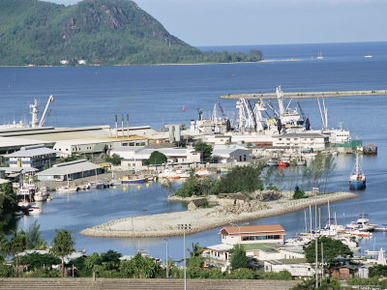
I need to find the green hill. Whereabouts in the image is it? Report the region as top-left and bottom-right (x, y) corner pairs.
(0, 0), (262, 66)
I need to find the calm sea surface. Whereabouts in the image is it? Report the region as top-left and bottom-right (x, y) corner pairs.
(1, 42), (387, 261)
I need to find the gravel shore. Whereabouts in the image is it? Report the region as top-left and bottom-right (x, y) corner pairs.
(80, 191), (357, 238)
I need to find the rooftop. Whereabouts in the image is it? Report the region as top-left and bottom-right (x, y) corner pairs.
(221, 224), (285, 236)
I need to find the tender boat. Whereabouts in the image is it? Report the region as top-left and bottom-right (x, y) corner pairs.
(348, 153), (366, 190)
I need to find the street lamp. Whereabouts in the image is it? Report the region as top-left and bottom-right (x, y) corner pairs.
(177, 223), (191, 290)
(164, 238), (169, 278)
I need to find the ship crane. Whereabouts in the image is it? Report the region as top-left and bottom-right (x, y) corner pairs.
(236, 98), (256, 132)
(196, 108), (203, 121)
(38, 95), (54, 127)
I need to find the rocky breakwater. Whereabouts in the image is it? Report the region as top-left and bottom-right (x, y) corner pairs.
(80, 191), (357, 238)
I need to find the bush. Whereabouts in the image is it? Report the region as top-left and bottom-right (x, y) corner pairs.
(23, 269), (61, 277)
(258, 270), (293, 280)
(293, 185), (306, 199)
(231, 268), (255, 279)
(0, 263), (14, 277)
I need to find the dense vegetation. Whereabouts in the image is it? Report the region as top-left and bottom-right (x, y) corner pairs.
(0, 0), (262, 66)
(172, 164), (264, 198)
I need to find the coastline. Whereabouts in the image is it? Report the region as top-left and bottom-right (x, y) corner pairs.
(80, 191), (357, 238)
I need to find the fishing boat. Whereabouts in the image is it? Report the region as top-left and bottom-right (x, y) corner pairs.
(348, 153), (366, 190)
(121, 175), (148, 184)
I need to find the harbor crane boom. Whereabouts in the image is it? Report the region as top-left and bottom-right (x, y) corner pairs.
(38, 95), (54, 127)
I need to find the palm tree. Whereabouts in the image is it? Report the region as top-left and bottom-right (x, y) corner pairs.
(50, 229), (75, 277)
(5, 230), (28, 277)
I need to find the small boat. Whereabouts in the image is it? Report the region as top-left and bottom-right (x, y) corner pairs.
(346, 217), (377, 232)
(28, 203), (42, 215)
(159, 168), (190, 179)
(363, 144), (377, 155)
(375, 224), (387, 232)
(56, 185), (80, 193)
(33, 190), (47, 202)
(267, 159), (278, 167)
(278, 161), (289, 167)
(317, 51), (324, 60)
(348, 153), (366, 190)
(121, 176), (148, 184)
(194, 168), (211, 178)
(364, 55), (373, 58)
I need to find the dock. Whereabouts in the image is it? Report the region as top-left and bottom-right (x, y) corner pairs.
(220, 89), (387, 100)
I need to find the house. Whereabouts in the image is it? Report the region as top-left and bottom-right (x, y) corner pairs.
(220, 224), (286, 246)
(202, 244), (233, 272)
(212, 145), (253, 163)
(264, 258), (315, 278)
(4, 144), (57, 171)
(36, 159), (103, 181)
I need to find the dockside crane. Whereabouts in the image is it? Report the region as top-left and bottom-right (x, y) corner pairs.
(38, 95), (54, 127)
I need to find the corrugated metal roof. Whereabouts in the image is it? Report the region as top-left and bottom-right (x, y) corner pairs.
(4, 147), (56, 158)
(221, 224), (285, 235)
(36, 160), (102, 176)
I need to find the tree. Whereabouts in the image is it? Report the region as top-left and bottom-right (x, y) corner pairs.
(194, 141), (213, 163)
(230, 244), (249, 270)
(304, 236), (352, 267)
(26, 221), (47, 250)
(5, 230), (28, 277)
(0, 183), (17, 217)
(293, 185), (306, 199)
(187, 242), (204, 278)
(302, 152), (336, 191)
(120, 253), (162, 278)
(147, 151), (167, 165)
(50, 230), (75, 277)
(218, 165), (264, 193)
(104, 154), (122, 166)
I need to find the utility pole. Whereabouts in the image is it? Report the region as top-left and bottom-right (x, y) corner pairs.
(177, 223), (191, 290)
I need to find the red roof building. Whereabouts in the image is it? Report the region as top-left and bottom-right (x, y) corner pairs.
(220, 224), (286, 246)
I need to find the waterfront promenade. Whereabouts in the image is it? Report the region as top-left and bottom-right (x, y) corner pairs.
(81, 191), (357, 238)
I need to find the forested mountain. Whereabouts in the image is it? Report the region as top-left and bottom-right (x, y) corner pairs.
(0, 0), (262, 66)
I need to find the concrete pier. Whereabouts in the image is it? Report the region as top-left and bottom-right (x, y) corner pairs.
(220, 89), (387, 100)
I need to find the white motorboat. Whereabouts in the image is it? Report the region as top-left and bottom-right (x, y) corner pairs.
(346, 217), (377, 232)
(28, 203), (42, 215)
(56, 185), (79, 193)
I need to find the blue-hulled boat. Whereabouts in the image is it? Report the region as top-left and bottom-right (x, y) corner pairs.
(348, 153), (366, 190)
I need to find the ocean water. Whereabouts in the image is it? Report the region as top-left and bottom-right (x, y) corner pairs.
(1, 41), (387, 262)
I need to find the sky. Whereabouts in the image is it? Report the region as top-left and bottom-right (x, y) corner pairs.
(45, 0), (387, 46)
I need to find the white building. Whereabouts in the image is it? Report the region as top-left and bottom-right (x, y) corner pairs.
(36, 159), (103, 181)
(264, 259), (315, 278)
(220, 225), (286, 246)
(4, 144), (57, 171)
(110, 146), (201, 165)
(202, 244), (233, 272)
(212, 144), (253, 163)
(272, 132), (329, 150)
